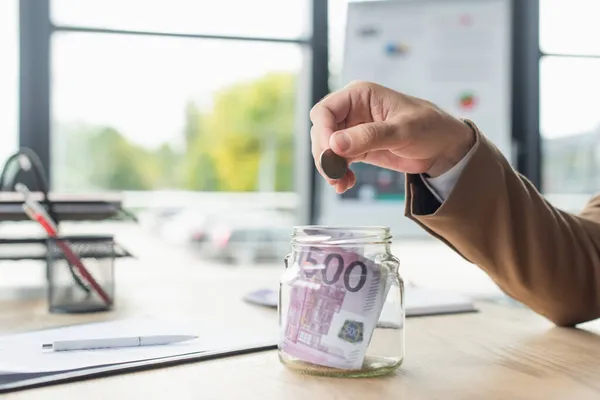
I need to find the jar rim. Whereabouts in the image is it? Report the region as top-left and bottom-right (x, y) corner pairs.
(291, 225), (391, 246)
(293, 225), (390, 232)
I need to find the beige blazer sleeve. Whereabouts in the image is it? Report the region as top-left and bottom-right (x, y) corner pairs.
(405, 120), (600, 327)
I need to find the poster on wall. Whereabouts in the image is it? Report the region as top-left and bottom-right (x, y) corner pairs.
(339, 164), (406, 202)
(317, 0), (512, 235)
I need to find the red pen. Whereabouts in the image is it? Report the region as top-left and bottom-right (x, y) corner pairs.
(17, 184), (112, 306)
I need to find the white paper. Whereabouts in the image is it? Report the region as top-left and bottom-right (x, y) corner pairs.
(405, 287), (476, 316)
(0, 318), (275, 375)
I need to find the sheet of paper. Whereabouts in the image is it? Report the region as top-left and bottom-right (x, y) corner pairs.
(0, 318), (275, 375)
(405, 287), (476, 316)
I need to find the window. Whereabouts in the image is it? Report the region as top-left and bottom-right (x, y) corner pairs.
(540, 0), (600, 56)
(540, 57), (600, 195)
(50, 1), (310, 195)
(51, 0), (310, 39)
(540, 0), (600, 206)
(0, 0), (19, 166)
(51, 33), (303, 193)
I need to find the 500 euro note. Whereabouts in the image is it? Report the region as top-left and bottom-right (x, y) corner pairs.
(281, 248), (387, 370)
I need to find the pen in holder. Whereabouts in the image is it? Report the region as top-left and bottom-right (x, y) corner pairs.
(47, 235), (115, 313)
(15, 183), (114, 313)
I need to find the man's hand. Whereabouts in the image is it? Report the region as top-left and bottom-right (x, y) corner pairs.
(310, 81), (476, 193)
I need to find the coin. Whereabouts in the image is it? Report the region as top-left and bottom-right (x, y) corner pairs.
(320, 148), (348, 180)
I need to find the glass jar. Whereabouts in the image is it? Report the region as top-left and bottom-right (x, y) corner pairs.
(278, 226), (404, 378)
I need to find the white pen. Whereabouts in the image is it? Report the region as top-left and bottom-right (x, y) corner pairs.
(42, 335), (198, 351)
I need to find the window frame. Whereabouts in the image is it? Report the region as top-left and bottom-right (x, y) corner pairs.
(18, 0), (327, 224)
(511, 0), (542, 190)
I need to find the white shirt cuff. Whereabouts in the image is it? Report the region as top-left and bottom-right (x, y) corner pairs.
(420, 144), (477, 203)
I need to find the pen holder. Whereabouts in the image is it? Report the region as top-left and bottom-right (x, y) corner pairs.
(47, 235), (116, 314)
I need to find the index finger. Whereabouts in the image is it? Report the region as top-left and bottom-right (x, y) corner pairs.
(309, 102), (336, 150)
(309, 89), (352, 131)
(310, 90), (354, 154)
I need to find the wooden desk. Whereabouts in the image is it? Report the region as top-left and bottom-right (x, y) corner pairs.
(2, 237), (600, 400)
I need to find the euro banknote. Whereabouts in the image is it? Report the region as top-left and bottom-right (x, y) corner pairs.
(281, 247), (387, 370)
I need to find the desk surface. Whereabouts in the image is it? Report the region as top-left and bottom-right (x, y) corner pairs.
(1, 229), (600, 400)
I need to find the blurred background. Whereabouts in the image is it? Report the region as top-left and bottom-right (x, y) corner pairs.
(1, 0), (600, 301)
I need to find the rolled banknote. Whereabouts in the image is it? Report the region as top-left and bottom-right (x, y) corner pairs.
(281, 247), (386, 370)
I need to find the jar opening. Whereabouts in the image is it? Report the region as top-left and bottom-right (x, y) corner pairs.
(292, 225), (391, 246)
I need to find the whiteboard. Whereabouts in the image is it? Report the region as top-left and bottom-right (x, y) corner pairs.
(317, 0), (512, 236)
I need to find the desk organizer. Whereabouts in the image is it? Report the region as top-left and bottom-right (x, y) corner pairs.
(47, 235), (121, 313)
(0, 148), (134, 312)
(0, 236), (131, 313)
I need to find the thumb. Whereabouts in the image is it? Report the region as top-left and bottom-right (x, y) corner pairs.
(329, 121), (398, 157)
